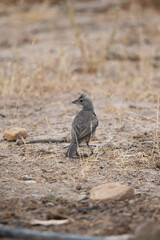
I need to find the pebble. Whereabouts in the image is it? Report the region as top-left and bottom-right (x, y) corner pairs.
(77, 194), (87, 202)
(4, 127), (27, 141)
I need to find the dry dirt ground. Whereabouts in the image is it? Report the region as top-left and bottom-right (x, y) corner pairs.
(0, 0), (160, 238)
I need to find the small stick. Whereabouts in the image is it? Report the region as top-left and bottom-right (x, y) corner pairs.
(16, 137), (67, 145)
(0, 155), (9, 158)
(141, 141), (153, 144)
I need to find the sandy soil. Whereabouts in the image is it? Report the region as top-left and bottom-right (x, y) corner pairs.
(0, 0), (160, 237)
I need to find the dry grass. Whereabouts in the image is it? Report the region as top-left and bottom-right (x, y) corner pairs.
(0, 2), (158, 101)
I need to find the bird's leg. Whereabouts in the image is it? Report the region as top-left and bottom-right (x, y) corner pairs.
(86, 142), (94, 156)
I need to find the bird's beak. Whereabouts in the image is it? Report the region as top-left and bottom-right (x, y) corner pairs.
(72, 99), (78, 104)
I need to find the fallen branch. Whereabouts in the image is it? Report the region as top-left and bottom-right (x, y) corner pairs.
(0, 224), (134, 240)
(16, 137), (67, 145)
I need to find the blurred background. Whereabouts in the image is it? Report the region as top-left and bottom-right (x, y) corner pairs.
(0, 0), (160, 100)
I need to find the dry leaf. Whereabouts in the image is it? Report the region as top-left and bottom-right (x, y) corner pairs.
(30, 219), (68, 226)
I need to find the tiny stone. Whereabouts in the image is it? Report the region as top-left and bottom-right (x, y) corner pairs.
(129, 199), (136, 204)
(46, 202), (54, 207)
(77, 194), (87, 202)
(22, 175), (32, 180)
(76, 185), (82, 190)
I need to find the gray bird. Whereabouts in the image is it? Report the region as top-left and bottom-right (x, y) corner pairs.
(66, 94), (98, 158)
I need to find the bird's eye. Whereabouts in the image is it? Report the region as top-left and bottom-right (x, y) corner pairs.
(80, 99), (83, 103)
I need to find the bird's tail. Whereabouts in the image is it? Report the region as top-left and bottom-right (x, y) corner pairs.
(66, 142), (77, 158)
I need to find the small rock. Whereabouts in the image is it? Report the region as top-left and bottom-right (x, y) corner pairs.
(46, 202), (54, 207)
(129, 199), (136, 205)
(66, 134), (71, 143)
(76, 185), (82, 190)
(135, 220), (160, 240)
(77, 194), (87, 201)
(22, 175), (32, 180)
(4, 127), (27, 141)
(90, 183), (134, 201)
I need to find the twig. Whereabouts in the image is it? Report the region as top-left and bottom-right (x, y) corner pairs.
(16, 137), (67, 145)
(141, 141), (153, 144)
(0, 155), (9, 158)
(0, 224), (134, 240)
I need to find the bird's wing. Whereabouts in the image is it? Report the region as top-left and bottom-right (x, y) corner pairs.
(71, 113), (98, 143)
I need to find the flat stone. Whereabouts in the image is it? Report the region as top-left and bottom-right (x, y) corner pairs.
(90, 183), (134, 201)
(3, 127), (27, 141)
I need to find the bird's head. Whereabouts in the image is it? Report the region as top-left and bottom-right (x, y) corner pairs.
(72, 94), (94, 111)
